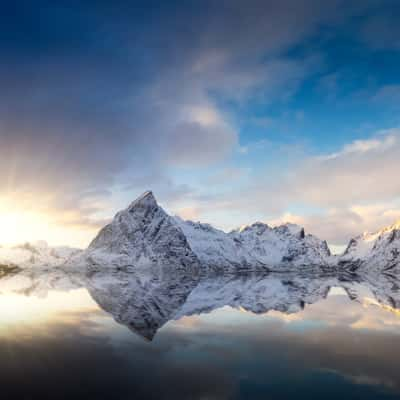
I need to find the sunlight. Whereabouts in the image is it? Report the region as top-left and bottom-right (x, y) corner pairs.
(0, 201), (91, 247)
(0, 208), (50, 245)
(0, 289), (98, 330)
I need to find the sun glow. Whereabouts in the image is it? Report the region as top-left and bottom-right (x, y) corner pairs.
(0, 209), (49, 245)
(0, 289), (99, 331)
(0, 200), (92, 247)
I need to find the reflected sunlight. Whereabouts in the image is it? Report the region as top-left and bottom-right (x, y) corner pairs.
(0, 289), (98, 329)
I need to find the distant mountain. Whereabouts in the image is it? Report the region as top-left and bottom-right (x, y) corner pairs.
(0, 241), (80, 269)
(340, 221), (400, 274)
(86, 191), (332, 272)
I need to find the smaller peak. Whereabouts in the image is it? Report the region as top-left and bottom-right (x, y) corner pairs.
(127, 190), (158, 211)
(281, 222), (301, 228)
(274, 223), (303, 236)
(237, 221), (270, 233)
(251, 221), (269, 228)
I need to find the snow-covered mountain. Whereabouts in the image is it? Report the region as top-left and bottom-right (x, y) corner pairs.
(340, 221), (400, 274)
(229, 222), (331, 267)
(0, 241), (80, 269)
(86, 191), (332, 272)
(86, 191), (201, 273)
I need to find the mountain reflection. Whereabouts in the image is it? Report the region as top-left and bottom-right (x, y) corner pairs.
(85, 269), (400, 340)
(86, 270), (199, 340)
(1, 266), (400, 341)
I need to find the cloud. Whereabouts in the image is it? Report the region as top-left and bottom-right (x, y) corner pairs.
(175, 206), (201, 221)
(289, 129), (400, 208)
(280, 130), (400, 244)
(165, 121), (237, 167)
(178, 128), (400, 245)
(372, 84), (400, 106)
(0, 0), (386, 244)
(206, 167), (251, 185)
(0, 4), (323, 210)
(229, 129), (400, 215)
(270, 203), (400, 247)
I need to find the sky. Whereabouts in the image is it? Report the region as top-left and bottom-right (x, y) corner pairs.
(1, 0), (400, 250)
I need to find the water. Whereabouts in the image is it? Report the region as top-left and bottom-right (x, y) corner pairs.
(0, 268), (399, 399)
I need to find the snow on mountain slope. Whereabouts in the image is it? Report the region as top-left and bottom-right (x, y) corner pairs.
(0, 241), (80, 269)
(174, 217), (265, 269)
(176, 218), (331, 270)
(86, 191), (332, 271)
(340, 220), (400, 274)
(229, 222), (331, 268)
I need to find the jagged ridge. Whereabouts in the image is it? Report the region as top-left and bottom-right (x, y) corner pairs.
(86, 191), (332, 271)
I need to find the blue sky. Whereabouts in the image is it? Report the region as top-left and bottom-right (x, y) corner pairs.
(1, 0), (400, 249)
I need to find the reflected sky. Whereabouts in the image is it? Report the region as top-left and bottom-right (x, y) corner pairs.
(0, 277), (400, 399)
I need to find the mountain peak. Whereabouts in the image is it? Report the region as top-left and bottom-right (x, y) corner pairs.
(273, 223), (304, 237)
(127, 190), (158, 211)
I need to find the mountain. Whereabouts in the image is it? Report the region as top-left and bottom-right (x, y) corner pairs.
(8, 192), (400, 276)
(229, 222), (331, 267)
(86, 191), (202, 273)
(340, 221), (400, 274)
(86, 191), (332, 272)
(0, 241), (80, 269)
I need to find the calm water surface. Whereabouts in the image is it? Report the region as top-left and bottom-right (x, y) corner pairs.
(0, 270), (399, 399)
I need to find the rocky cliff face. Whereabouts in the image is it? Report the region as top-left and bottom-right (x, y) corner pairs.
(86, 191), (332, 272)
